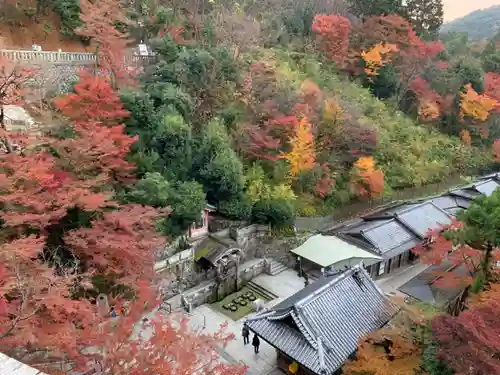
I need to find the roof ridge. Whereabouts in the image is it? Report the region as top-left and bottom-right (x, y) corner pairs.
(291, 310), (318, 349)
(296, 265), (362, 308)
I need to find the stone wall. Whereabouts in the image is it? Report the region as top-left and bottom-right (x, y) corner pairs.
(181, 258), (266, 311)
(229, 224), (268, 248)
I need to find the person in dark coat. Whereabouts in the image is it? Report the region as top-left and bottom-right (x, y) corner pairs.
(252, 334), (260, 353)
(242, 323), (250, 345)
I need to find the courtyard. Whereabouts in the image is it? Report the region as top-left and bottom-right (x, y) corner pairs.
(184, 263), (422, 375)
(187, 269), (305, 375)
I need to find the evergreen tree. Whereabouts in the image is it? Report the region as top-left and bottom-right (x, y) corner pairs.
(348, 0), (404, 19)
(405, 0), (444, 39)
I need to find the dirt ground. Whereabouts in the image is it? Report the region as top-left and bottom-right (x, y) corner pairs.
(0, 5), (88, 52)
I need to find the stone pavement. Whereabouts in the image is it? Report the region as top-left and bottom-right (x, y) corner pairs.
(187, 269), (305, 375)
(376, 262), (430, 296)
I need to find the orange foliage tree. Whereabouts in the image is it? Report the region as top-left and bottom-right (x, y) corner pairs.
(460, 129), (472, 146)
(280, 117), (316, 176)
(351, 156), (385, 198)
(361, 42), (399, 76)
(409, 76), (442, 123)
(344, 299), (432, 375)
(460, 83), (498, 122)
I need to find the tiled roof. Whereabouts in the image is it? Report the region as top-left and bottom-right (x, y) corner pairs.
(246, 265), (399, 374)
(398, 260), (471, 307)
(428, 195), (470, 215)
(360, 220), (419, 253)
(322, 172), (500, 261)
(395, 202), (452, 238)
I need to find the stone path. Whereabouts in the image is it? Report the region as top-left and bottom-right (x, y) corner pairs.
(187, 269), (305, 375)
(376, 262), (431, 297)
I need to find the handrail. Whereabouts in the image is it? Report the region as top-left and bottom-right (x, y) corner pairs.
(0, 49), (156, 64)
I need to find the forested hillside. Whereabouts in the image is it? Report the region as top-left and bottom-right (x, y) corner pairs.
(441, 5), (500, 40)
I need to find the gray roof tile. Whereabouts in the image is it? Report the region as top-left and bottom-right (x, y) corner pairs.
(360, 220), (418, 253)
(473, 180), (500, 196)
(395, 202), (452, 238)
(429, 195), (460, 210)
(246, 266), (399, 374)
(449, 188), (482, 200)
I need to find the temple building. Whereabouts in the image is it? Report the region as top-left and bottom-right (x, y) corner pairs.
(245, 265), (399, 375)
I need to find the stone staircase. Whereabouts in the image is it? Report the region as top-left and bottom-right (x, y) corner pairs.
(267, 259), (288, 276)
(246, 281), (279, 300)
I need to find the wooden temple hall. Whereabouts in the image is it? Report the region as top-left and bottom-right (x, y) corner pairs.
(245, 265), (399, 375)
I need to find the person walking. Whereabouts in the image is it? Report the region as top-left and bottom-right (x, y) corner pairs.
(252, 334), (260, 354)
(242, 323), (250, 345)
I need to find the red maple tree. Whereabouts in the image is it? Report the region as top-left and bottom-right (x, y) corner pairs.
(312, 14), (351, 68)
(412, 221), (481, 289)
(54, 73), (137, 183)
(0, 73), (151, 366)
(409, 76), (443, 122)
(432, 284), (500, 375)
(0, 72), (245, 374)
(77, 0), (135, 87)
(484, 72), (500, 113)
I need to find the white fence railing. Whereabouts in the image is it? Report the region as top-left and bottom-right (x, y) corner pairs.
(0, 49), (156, 65)
(0, 50), (96, 64)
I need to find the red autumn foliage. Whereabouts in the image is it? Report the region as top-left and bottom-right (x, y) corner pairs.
(85, 284), (247, 375)
(348, 15), (446, 96)
(412, 222), (481, 289)
(484, 72), (500, 113)
(77, 0), (135, 86)
(315, 163), (336, 198)
(410, 76), (443, 122)
(432, 285), (500, 375)
(357, 15), (417, 49)
(55, 71), (130, 125)
(0, 53), (36, 152)
(312, 14), (351, 68)
(0, 70), (244, 375)
(55, 73), (137, 183)
(244, 115), (298, 161)
(0, 74), (173, 372)
(64, 205), (167, 285)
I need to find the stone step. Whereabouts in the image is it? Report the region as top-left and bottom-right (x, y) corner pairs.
(246, 281), (279, 301)
(268, 260), (287, 276)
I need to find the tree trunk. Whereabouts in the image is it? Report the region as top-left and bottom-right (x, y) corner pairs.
(482, 241), (494, 283)
(0, 105), (12, 153)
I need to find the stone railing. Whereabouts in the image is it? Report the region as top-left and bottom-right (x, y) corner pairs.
(0, 49), (156, 65)
(0, 49), (97, 64)
(0, 352), (47, 374)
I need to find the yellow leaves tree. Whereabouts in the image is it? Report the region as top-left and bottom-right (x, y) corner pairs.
(460, 129), (472, 145)
(362, 43), (399, 76)
(460, 84), (498, 122)
(344, 299), (438, 375)
(419, 100), (440, 122)
(351, 156), (385, 198)
(280, 117), (316, 177)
